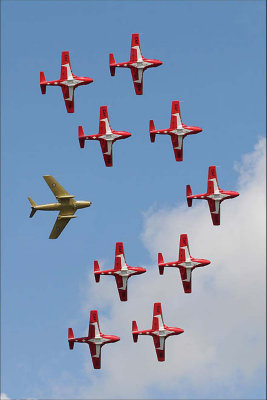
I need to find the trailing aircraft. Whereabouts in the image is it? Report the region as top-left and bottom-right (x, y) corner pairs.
(149, 100), (202, 161)
(186, 165), (239, 225)
(158, 234), (211, 293)
(109, 33), (162, 95)
(78, 106), (131, 167)
(132, 302), (184, 361)
(68, 310), (120, 369)
(40, 51), (93, 113)
(28, 175), (92, 239)
(94, 242), (146, 301)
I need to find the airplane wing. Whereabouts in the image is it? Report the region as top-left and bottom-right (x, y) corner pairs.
(207, 165), (219, 194)
(88, 342), (102, 369)
(98, 106), (112, 134)
(99, 139), (113, 167)
(170, 134), (184, 161)
(88, 310), (101, 338)
(208, 199), (221, 225)
(178, 234), (190, 262)
(152, 303), (164, 330)
(88, 310), (102, 368)
(179, 267), (192, 293)
(130, 33), (141, 62)
(114, 242), (127, 270)
(153, 335), (166, 362)
(49, 208), (76, 239)
(61, 85), (75, 113)
(115, 275), (128, 301)
(130, 67), (143, 95)
(170, 101), (183, 129)
(43, 175), (73, 199)
(60, 51), (73, 80)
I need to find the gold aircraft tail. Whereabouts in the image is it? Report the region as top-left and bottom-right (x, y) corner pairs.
(28, 197), (37, 218)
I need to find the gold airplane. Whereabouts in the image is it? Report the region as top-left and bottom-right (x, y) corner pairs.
(28, 175), (92, 239)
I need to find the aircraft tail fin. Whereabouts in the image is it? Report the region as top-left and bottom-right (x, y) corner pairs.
(186, 185), (193, 207)
(40, 71), (47, 94)
(109, 53), (116, 76)
(28, 197), (37, 218)
(132, 321), (139, 342)
(68, 328), (75, 349)
(149, 120), (156, 142)
(158, 253), (165, 275)
(94, 260), (101, 282)
(78, 126), (85, 148)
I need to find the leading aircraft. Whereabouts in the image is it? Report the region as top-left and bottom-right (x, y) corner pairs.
(132, 302), (184, 362)
(158, 234), (211, 293)
(28, 175), (92, 239)
(94, 242), (146, 301)
(149, 100), (202, 161)
(40, 51), (93, 113)
(109, 33), (163, 95)
(68, 310), (120, 369)
(186, 165), (240, 225)
(78, 106), (131, 167)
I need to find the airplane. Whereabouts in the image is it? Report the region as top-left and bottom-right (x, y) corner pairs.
(149, 100), (202, 161)
(186, 165), (240, 225)
(132, 302), (184, 362)
(68, 310), (120, 369)
(28, 175), (92, 239)
(158, 234), (211, 293)
(94, 242), (146, 301)
(40, 51), (93, 113)
(78, 106), (131, 167)
(109, 33), (163, 95)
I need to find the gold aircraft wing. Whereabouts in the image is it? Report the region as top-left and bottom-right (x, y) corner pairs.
(43, 175), (73, 199)
(49, 208), (77, 239)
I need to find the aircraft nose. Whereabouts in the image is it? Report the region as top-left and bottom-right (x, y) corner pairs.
(157, 60), (163, 66)
(195, 127), (202, 133)
(178, 328), (184, 334)
(113, 335), (120, 342)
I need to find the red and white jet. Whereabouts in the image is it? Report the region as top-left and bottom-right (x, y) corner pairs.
(158, 234), (211, 293)
(132, 302), (184, 362)
(149, 101), (202, 161)
(109, 33), (163, 95)
(187, 166), (240, 225)
(78, 106), (131, 167)
(94, 242), (146, 301)
(40, 51), (93, 113)
(68, 310), (120, 369)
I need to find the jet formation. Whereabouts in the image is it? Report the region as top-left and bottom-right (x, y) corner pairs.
(32, 33), (241, 370)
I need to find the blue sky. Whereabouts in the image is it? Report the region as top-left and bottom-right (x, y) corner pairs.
(1, 1), (266, 399)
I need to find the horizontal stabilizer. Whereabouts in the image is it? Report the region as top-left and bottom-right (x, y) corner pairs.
(109, 53), (116, 76)
(94, 260), (100, 282)
(78, 126), (85, 148)
(40, 71), (47, 94)
(186, 185), (193, 207)
(149, 120), (156, 142)
(68, 328), (74, 349)
(158, 253), (165, 275)
(132, 321), (139, 342)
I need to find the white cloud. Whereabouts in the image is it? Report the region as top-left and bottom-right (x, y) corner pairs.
(50, 138), (266, 399)
(0, 394), (10, 400)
